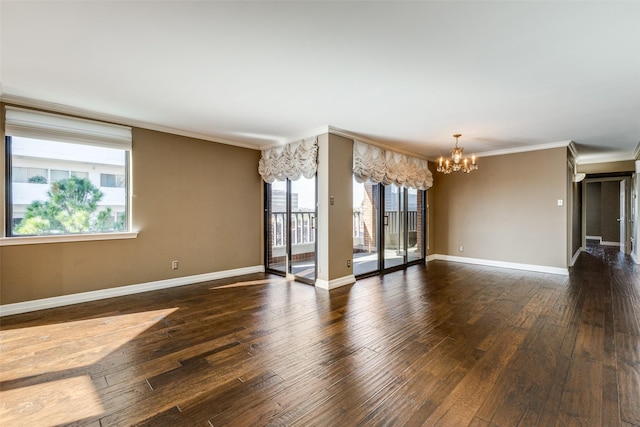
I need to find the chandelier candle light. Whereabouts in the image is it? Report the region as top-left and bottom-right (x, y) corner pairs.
(437, 134), (478, 174)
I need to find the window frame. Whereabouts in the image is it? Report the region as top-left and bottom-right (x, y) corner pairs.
(1, 106), (138, 246)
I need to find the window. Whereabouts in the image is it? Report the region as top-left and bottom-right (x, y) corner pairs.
(50, 169), (70, 182)
(12, 166), (48, 184)
(71, 171), (89, 179)
(100, 173), (125, 188)
(4, 107), (132, 239)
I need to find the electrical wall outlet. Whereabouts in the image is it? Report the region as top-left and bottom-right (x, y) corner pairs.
(172, 260), (179, 270)
(347, 259), (351, 268)
(459, 245), (464, 252)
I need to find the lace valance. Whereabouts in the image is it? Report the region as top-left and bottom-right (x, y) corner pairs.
(258, 137), (318, 183)
(353, 140), (433, 190)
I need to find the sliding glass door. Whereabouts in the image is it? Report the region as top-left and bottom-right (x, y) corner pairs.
(407, 188), (424, 263)
(353, 176), (380, 276)
(266, 180), (288, 274)
(289, 176), (316, 282)
(353, 178), (426, 277)
(266, 176), (317, 284)
(384, 183), (406, 269)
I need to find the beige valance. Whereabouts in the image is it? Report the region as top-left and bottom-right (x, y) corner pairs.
(353, 140), (433, 190)
(258, 137), (318, 183)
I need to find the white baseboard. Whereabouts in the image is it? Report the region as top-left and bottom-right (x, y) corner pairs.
(570, 248), (583, 266)
(426, 254), (438, 262)
(601, 241), (620, 247)
(586, 235), (602, 242)
(0, 265), (265, 317)
(315, 274), (356, 290)
(428, 254), (569, 276)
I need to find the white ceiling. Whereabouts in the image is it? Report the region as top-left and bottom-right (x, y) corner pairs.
(1, 1), (639, 164)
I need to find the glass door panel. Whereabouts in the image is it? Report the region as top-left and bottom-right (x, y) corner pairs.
(290, 176), (316, 282)
(267, 180), (287, 273)
(407, 188), (423, 263)
(353, 176), (379, 276)
(384, 183), (406, 269)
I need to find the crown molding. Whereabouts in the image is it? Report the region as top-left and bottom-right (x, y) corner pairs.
(476, 140), (573, 158)
(568, 140), (579, 162)
(328, 126), (431, 160)
(576, 151), (637, 165)
(0, 94), (260, 150)
(259, 125), (432, 160)
(3, 95), (632, 165)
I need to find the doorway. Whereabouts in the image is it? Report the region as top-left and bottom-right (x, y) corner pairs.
(265, 176), (317, 284)
(352, 177), (426, 277)
(583, 175), (631, 255)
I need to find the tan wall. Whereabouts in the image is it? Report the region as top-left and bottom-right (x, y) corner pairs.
(569, 152), (582, 259)
(1, 113), (263, 304)
(328, 134), (355, 279)
(572, 179), (582, 255)
(633, 170), (639, 260)
(586, 182), (602, 236)
(426, 164), (436, 256)
(578, 160), (635, 174)
(433, 147), (568, 268)
(317, 133), (354, 281)
(601, 181), (620, 242)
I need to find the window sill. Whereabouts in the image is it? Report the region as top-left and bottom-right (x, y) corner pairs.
(0, 231), (139, 246)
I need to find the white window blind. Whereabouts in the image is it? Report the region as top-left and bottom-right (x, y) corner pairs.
(5, 106), (132, 150)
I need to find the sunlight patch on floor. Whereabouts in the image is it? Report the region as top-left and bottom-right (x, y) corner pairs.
(0, 308), (178, 382)
(211, 278), (286, 289)
(0, 375), (104, 426)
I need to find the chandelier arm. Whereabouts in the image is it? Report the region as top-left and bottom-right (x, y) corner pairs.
(437, 133), (478, 174)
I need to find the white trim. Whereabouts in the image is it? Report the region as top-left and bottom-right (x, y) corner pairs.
(601, 241), (620, 247)
(278, 125), (330, 148)
(578, 152), (637, 164)
(633, 141), (640, 161)
(1, 95), (259, 150)
(632, 251), (639, 264)
(264, 125), (432, 161)
(586, 235), (602, 242)
(330, 126), (431, 160)
(477, 141), (572, 158)
(426, 254), (438, 262)
(315, 274), (356, 290)
(570, 248), (583, 266)
(0, 265), (265, 317)
(0, 231), (139, 246)
(431, 254), (569, 276)
(568, 141), (580, 163)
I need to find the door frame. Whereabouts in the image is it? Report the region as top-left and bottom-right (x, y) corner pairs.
(581, 175), (632, 254)
(264, 177), (318, 285)
(354, 182), (426, 278)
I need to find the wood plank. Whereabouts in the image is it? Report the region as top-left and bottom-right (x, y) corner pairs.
(0, 245), (638, 427)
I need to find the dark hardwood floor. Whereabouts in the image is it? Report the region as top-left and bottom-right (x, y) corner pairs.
(1, 244), (639, 426)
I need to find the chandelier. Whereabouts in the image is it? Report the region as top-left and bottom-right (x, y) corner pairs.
(437, 134), (478, 174)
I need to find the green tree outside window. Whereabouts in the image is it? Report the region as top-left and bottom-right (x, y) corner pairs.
(15, 176), (125, 235)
